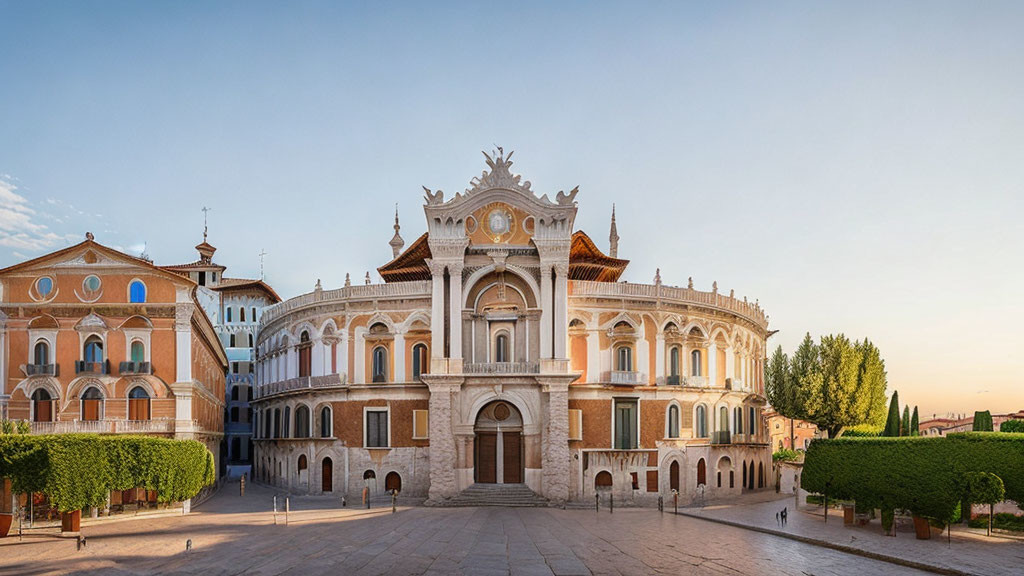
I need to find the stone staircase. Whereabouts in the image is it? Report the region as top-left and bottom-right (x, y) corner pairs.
(444, 483), (550, 507)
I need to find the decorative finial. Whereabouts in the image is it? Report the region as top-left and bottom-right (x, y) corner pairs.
(730, 289), (735, 298)
(712, 281), (718, 294)
(364, 272), (371, 285)
(654, 268), (661, 285)
(609, 204), (619, 258)
(259, 249), (267, 280)
(85, 231), (94, 241)
(344, 273), (351, 288)
(687, 277), (694, 290)
(389, 203), (405, 258)
(201, 206), (210, 243)
(315, 279), (322, 291)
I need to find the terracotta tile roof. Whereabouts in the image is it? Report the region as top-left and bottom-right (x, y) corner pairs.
(211, 277), (282, 303)
(568, 230), (629, 282)
(378, 233), (432, 282)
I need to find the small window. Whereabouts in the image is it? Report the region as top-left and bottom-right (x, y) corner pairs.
(372, 346), (387, 383)
(130, 340), (145, 363)
(613, 399), (638, 449)
(231, 386), (240, 401)
(495, 332), (509, 363)
(616, 346), (633, 371)
(748, 407), (756, 436)
(568, 409), (583, 441)
(696, 405), (708, 438)
(82, 275), (101, 294)
(229, 333), (236, 347)
(295, 405), (310, 438)
(33, 341), (50, 365)
(251, 307), (257, 322)
(669, 347), (680, 377)
(84, 335), (104, 363)
(297, 454), (307, 473)
(298, 331), (312, 378)
(35, 277), (54, 298)
(129, 280), (146, 303)
(366, 409), (389, 447)
(691, 349), (702, 376)
(734, 407), (744, 434)
(198, 271), (206, 286)
(226, 307), (232, 322)
(667, 404), (680, 438)
(412, 343), (428, 379)
(240, 307), (246, 323)
(595, 471), (613, 491)
(248, 333), (254, 348)
(412, 409), (428, 439)
(231, 407), (239, 422)
(320, 406), (332, 438)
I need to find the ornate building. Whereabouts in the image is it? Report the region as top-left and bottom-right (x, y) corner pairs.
(252, 150), (771, 504)
(0, 235), (227, 472)
(164, 233), (281, 476)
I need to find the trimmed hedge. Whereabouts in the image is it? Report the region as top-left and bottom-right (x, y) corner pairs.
(802, 432), (1024, 522)
(0, 435), (215, 513)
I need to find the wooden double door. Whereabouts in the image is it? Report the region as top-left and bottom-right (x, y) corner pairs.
(475, 431), (522, 484)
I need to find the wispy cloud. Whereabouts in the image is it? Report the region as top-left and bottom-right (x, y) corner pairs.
(0, 177), (64, 252)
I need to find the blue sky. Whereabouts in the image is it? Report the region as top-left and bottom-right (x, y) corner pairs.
(1, 1), (1022, 417)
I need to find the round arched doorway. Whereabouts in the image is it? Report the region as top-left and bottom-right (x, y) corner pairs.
(474, 400), (523, 484)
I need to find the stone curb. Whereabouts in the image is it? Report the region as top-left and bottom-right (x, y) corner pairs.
(674, 510), (978, 576)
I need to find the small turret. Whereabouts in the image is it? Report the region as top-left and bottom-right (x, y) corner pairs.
(389, 204), (405, 258)
(609, 204), (619, 258)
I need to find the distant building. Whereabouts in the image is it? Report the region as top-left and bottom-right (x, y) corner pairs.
(765, 408), (821, 450)
(920, 410), (1024, 436)
(164, 235), (280, 477)
(0, 235), (227, 470)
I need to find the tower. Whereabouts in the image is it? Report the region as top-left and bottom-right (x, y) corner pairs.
(389, 204), (405, 258)
(609, 204), (619, 258)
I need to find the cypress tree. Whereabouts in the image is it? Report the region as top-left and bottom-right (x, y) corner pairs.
(972, 411), (993, 432)
(882, 391), (901, 437)
(910, 406), (920, 436)
(901, 406), (911, 437)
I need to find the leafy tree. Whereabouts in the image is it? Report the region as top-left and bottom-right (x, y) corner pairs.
(901, 406), (911, 437)
(963, 472), (1005, 536)
(910, 406), (920, 436)
(789, 333), (821, 421)
(973, 411), (994, 432)
(882, 391), (901, 437)
(854, 340), (888, 428)
(1000, 419), (1024, 433)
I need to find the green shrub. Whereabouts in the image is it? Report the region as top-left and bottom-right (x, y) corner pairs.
(1000, 420), (1024, 433)
(969, 513), (1024, 532)
(773, 448), (803, 462)
(843, 424), (882, 437)
(802, 433), (1024, 523)
(973, 411), (994, 432)
(0, 434), (215, 512)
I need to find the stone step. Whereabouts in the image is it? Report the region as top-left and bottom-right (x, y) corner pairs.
(442, 483), (550, 508)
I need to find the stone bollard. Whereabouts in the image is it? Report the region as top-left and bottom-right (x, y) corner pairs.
(658, 496), (664, 513)
(610, 494), (614, 514)
(673, 491), (678, 514)
(240, 474), (246, 497)
(391, 490), (397, 514)
(285, 497), (290, 525)
(595, 493), (600, 513)
(273, 495), (278, 525)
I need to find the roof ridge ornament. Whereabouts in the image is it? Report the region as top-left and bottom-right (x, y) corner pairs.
(464, 147), (534, 197)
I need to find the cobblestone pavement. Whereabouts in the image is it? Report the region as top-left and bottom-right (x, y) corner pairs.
(681, 492), (1024, 576)
(0, 482), (932, 576)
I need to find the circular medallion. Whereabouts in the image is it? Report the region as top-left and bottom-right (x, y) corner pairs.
(494, 403), (510, 421)
(488, 209), (510, 235)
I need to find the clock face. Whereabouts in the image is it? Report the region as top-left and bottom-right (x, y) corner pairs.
(488, 209), (511, 235)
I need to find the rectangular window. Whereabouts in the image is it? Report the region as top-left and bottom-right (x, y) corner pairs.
(569, 409), (583, 441)
(198, 271), (206, 286)
(614, 399), (638, 449)
(365, 409), (389, 447)
(412, 410), (429, 439)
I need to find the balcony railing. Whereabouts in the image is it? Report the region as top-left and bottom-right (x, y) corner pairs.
(712, 430), (731, 445)
(666, 375), (682, 386)
(463, 362), (540, 374)
(687, 376), (708, 388)
(119, 361), (152, 375)
(30, 419), (177, 435)
(75, 360), (109, 375)
(606, 371), (646, 385)
(26, 363), (58, 377)
(257, 374), (346, 399)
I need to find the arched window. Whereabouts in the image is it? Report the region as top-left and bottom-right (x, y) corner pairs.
(129, 280), (146, 303)
(81, 386), (103, 421)
(669, 347), (680, 377)
(385, 471), (402, 493)
(35, 276), (54, 298)
(412, 343), (428, 379)
(32, 389), (53, 422)
(251, 307), (257, 322)
(295, 405), (310, 438)
(128, 386), (150, 420)
(298, 331), (312, 378)
(697, 458), (707, 486)
(33, 341), (50, 365)
(248, 333), (254, 348)
(226, 307), (232, 322)
(719, 406), (729, 432)
(297, 454), (307, 473)
(130, 340), (145, 363)
(83, 335), (104, 363)
(695, 405), (708, 438)
(734, 407), (744, 434)
(363, 469), (376, 481)
(667, 404), (680, 439)
(691, 349), (702, 376)
(495, 332), (509, 363)
(749, 407), (756, 437)
(240, 307), (246, 323)
(616, 346), (633, 371)
(595, 471), (613, 491)
(283, 406), (291, 439)
(372, 346), (388, 383)
(320, 406), (332, 437)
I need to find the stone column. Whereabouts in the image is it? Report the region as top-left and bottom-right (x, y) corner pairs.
(725, 347), (735, 383)
(448, 262), (464, 369)
(353, 328), (365, 384)
(586, 330), (600, 384)
(427, 259), (445, 365)
(541, 379), (571, 503)
(553, 263), (569, 359)
(539, 263), (553, 359)
(427, 380), (459, 501)
(708, 342), (718, 387)
(393, 331), (406, 383)
(655, 332), (665, 385)
(339, 330), (349, 381)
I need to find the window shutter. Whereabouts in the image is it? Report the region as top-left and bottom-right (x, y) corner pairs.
(366, 412), (378, 447)
(412, 410), (428, 439)
(568, 409), (583, 441)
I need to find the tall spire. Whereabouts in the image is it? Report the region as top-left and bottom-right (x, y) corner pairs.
(609, 204), (619, 258)
(201, 206), (210, 243)
(389, 203), (405, 258)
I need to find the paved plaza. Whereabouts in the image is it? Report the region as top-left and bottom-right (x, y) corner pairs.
(0, 482), (943, 576)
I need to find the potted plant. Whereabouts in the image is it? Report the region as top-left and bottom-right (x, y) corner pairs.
(61, 509), (81, 533)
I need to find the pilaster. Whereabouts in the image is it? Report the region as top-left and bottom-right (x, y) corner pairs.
(540, 378), (572, 503)
(425, 377), (463, 502)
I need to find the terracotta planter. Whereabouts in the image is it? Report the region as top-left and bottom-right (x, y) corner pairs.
(61, 510), (81, 533)
(912, 516), (931, 540)
(0, 513), (12, 538)
(843, 505), (854, 525)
